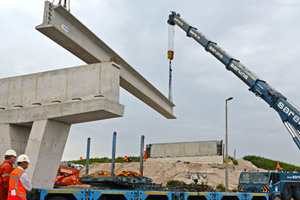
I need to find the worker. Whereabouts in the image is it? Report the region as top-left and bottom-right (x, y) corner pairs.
(0, 149), (17, 200)
(143, 151), (147, 162)
(276, 163), (280, 171)
(7, 154), (32, 200)
(123, 156), (131, 163)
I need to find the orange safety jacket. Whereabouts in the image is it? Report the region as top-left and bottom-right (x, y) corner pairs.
(7, 168), (27, 200)
(0, 161), (13, 200)
(276, 164), (280, 169)
(0, 161), (13, 185)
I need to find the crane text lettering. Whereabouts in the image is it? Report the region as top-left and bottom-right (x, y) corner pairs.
(230, 63), (248, 80)
(278, 102), (300, 124)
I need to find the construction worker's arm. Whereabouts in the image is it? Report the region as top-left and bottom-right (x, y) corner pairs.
(1, 165), (13, 186)
(19, 173), (32, 191)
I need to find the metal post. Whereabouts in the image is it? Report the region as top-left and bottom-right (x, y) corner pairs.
(85, 137), (91, 175)
(140, 135), (145, 175)
(225, 97), (233, 192)
(111, 132), (117, 176)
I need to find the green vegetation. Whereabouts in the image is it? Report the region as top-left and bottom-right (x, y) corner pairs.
(216, 183), (226, 192)
(231, 188), (237, 192)
(66, 156), (140, 165)
(166, 180), (186, 188)
(243, 155), (300, 172)
(229, 156), (238, 165)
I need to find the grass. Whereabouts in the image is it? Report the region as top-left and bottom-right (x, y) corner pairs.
(166, 180), (186, 188)
(229, 156), (238, 165)
(216, 183), (226, 192)
(243, 155), (300, 172)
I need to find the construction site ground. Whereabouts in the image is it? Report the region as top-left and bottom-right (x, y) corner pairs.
(80, 158), (263, 190)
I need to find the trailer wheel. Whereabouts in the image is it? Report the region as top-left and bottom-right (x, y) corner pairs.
(293, 186), (300, 200)
(282, 184), (292, 200)
(48, 196), (68, 200)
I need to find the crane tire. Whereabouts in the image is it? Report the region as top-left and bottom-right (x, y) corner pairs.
(282, 184), (292, 200)
(293, 185), (300, 200)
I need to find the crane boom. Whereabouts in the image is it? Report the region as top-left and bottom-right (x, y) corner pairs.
(168, 11), (300, 149)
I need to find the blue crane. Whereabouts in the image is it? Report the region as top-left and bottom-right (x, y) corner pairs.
(168, 11), (300, 149)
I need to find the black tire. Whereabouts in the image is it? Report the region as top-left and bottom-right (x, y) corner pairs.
(282, 184), (292, 200)
(49, 196), (68, 200)
(293, 186), (300, 200)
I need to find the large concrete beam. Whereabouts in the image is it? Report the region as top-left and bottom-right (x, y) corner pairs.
(0, 62), (124, 125)
(25, 119), (71, 188)
(36, 1), (175, 119)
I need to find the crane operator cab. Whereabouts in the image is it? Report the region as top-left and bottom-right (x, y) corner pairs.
(238, 171), (300, 200)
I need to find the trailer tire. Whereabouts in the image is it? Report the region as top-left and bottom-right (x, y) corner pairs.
(293, 186), (300, 200)
(282, 184), (292, 200)
(48, 196), (68, 200)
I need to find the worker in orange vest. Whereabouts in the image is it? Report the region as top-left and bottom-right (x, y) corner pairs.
(123, 156), (132, 163)
(143, 151), (147, 162)
(276, 163), (280, 171)
(7, 154), (32, 200)
(123, 156), (129, 162)
(0, 149), (17, 200)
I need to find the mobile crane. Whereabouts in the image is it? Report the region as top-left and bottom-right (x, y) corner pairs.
(167, 11), (300, 200)
(167, 11), (300, 150)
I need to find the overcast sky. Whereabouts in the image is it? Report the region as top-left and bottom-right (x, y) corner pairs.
(1, 0), (300, 166)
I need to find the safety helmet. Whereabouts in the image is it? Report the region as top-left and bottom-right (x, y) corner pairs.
(5, 149), (17, 157)
(17, 154), (30, 163)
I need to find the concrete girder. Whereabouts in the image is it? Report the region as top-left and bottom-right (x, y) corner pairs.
(35, 1), (175, 119)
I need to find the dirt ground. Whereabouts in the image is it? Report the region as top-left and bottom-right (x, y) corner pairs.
(81, 158), (263, 190)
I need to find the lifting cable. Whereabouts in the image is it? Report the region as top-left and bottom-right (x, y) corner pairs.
(168, 24), (175, 102)
(53, 0), (70, 12)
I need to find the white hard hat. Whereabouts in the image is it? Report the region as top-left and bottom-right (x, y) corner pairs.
(17, 154), (30, 163)
(5, 149), (17, 157)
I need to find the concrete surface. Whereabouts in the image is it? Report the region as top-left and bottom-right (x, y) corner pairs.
(25, 119), (70, 188)
(0, 62), (124, 125)
(36, 1), (175, 119)
(148, 156), (223, 164)
(149, 141), (221, 158)
(0, 124), (30, 163)
(0, 62), (124, 188)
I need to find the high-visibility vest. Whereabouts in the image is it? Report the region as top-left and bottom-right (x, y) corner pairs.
(276, 164), (280, 169)
(8, 168), (27, 200)
(0, 161), (13, 185)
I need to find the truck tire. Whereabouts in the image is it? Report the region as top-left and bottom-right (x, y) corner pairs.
(293, 186), (300, 200)
(282, 184), (292, 200)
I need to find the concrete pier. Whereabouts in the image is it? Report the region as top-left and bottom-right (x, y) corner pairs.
(0, 62), (124, 188)
(25, 120), (70, 188)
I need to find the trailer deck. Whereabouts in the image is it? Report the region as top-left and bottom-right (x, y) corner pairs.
(28, 188), (269, 200)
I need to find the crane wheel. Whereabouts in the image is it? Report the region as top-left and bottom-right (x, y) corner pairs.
(293, 185), (300, 200)
(282, 184), (292, 200)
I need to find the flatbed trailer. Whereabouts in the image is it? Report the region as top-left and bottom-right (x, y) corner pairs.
(28, 188), (269, 200)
